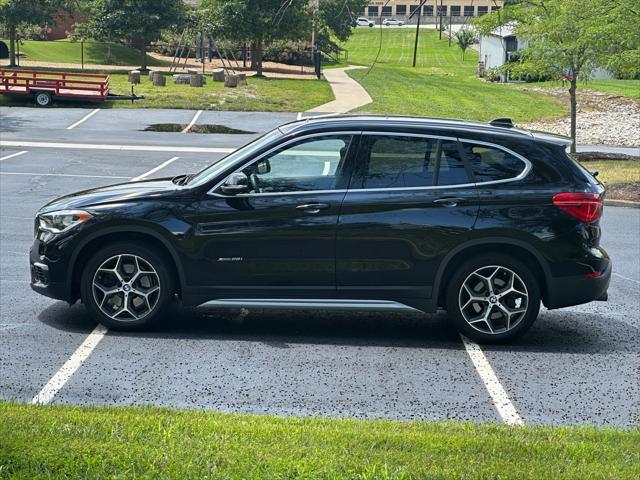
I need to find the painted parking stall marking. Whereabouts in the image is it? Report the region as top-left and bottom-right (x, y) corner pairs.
(461, 335), (524, 425)
(31, 324), (109, 405)
(66, 108), (101, 130)
(0, 140), (234, 154)
(0, 150), (28, 161)
(130, 156), (180, 181)
(182, 110), (204, 133)
(1, 172), (130, 180)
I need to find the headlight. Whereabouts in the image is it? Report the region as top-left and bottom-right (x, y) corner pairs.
(38, 210), (93, 234)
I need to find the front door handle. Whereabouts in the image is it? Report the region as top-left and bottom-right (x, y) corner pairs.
(296, 203), (330, 214)
(433, 197), (465, 208)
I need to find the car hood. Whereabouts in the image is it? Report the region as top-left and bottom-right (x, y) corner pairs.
(39, 178), (186, 214)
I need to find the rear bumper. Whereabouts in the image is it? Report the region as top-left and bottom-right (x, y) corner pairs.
(545, 260), (611, 309)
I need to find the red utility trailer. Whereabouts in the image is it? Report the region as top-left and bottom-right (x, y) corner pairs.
(0, 69), (142, 106)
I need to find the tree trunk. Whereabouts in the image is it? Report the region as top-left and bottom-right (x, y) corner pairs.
(140, 38), (148, 72)
(569, 77), (578, 153)
(255, 40), (263, 77)
(8, 25), (16, 68)
(250, 42), (257, 70)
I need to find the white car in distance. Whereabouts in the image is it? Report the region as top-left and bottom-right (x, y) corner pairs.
(383, 18), (405, 26)
(355, 17), (375, 27)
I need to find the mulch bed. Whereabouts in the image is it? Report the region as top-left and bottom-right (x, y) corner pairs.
(606, 183), (640, 203)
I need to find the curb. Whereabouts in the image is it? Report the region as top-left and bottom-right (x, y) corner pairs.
(605, 199), (640, 208)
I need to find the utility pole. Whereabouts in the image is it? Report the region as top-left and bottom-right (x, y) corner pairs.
(438, 0), (443, 40)
(410, 0), (427, 67)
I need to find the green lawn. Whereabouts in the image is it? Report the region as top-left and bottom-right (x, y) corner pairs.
(0, 69), (334, 111)
(0, 39), (166, 67)
(1, 402), (638, 480)
(580, 160), (640, 186)
(338, 29), (565, 122)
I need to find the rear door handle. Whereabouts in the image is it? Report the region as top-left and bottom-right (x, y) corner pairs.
(433, 197), (465, 208)
(296, 203), (330, 214)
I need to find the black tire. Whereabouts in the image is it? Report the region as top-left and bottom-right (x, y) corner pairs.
(80, 242), (175, 330)
(445, 254), (541, 344)
(35, 92), (53, 107)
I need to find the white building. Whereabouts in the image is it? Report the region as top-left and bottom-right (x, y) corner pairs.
(479, 25), (613, 81)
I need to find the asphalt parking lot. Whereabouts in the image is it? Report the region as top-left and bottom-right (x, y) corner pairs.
(1, 106), (638, 427)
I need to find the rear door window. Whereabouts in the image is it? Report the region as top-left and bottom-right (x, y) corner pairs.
(353, 134), (472, 189)
(462, 142), (527, 182)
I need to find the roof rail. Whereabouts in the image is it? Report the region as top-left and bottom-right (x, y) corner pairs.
(490, 118), (514, 128)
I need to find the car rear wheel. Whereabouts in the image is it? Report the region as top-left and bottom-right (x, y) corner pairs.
(445, 254), (541, 344)
(80, 242), (174, 330)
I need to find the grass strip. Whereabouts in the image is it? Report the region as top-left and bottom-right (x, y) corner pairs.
(1, 402), (638, 479)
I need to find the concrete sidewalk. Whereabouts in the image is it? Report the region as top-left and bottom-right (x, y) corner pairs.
(308, 67), (372, 113)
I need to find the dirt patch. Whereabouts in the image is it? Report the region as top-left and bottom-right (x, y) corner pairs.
(606, 183), (640, 202)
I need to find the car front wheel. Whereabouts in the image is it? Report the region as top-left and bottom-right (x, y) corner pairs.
(80, 242), (175, 330)
(445, 254), (541, 344)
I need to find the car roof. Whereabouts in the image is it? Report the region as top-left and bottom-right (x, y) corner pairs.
(278, 114), (572, 147)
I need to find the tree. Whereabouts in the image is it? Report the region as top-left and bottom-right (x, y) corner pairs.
(200, 0), (311, 77)
(454, 28), (477, 61)
(0, 0), (65, 67)
(77, 0), (185, 71)
(317, 0), (369, 43)
(473, 0), (639, 153)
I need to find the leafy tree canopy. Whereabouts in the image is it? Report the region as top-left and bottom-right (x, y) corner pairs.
(75, 0), (186, 69)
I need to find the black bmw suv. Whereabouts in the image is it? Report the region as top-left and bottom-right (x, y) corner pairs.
(30, 115), (610, 343)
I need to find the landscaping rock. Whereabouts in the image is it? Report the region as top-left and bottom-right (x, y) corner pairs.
(520, 87), (640, 147)
(237, 73), (247, 86)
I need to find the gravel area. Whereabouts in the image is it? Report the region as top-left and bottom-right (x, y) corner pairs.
(519, 88), (640, 147)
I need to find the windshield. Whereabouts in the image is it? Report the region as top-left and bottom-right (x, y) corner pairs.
(188, 129), (283, 187)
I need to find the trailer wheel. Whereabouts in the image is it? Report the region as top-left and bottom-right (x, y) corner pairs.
(35, 92), (52, 107)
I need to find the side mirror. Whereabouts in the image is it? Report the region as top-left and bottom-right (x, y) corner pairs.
(220, 172), (250, 195)
(256, 159), (271, 175)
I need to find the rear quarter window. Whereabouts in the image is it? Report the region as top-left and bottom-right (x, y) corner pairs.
(462, 143), (526, 182)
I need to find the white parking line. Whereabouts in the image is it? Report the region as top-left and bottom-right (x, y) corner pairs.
(130, 156), (180, 181)
(0, 150), (28, 161)
(460, 335), (524, 425)
(322, 161), (331, 176)
(0, 140), (234, 154)
(66, 109), (100, 130)
(613, 272), (640, 284)
(182, 110), (203, 133)
(0, 172), (129, 179)
(31, 324), (109, 405)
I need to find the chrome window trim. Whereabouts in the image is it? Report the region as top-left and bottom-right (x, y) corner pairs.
(207, 131), (532, 198)
(458, 137), (532, 186)
(207, 130), (361, 197)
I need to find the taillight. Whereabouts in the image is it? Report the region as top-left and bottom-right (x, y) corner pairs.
(552, 192), (603, 223)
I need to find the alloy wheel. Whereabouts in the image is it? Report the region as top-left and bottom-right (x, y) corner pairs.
(458, 265), (529, 334)
(92, 254), (161, 321)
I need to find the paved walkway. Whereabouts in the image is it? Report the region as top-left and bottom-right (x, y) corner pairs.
(577, 145), (640, 156)
(308, 66), (372, 113)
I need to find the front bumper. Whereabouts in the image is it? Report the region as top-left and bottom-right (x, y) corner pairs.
(546, 259), (611, 309)
(29, 239), (73, 302)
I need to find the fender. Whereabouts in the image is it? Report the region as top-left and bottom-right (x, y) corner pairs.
(431, 236), (553, 303)
(67, 223), (187, 293)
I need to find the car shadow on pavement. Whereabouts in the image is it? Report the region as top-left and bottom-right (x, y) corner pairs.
(37, 302), (639, 354)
